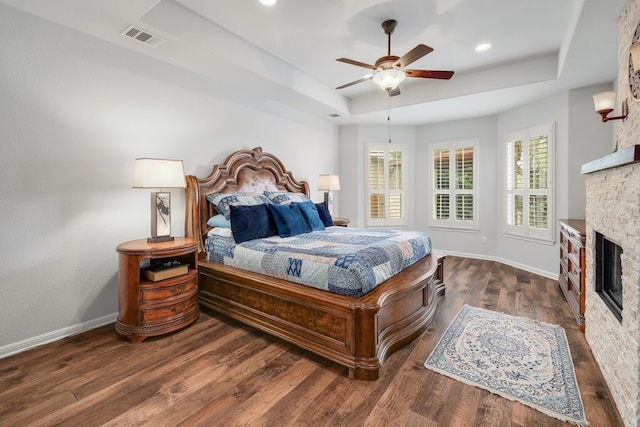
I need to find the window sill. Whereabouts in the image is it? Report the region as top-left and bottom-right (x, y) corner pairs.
(428, 226), (479, 233)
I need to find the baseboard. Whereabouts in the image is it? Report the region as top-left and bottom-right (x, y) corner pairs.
(0, 312), (118, 360)
(441, 250), (558, 281)
(0, 252), (557, 360)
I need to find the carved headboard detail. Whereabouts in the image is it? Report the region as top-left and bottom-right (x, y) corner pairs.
(185, 146), (310, 255)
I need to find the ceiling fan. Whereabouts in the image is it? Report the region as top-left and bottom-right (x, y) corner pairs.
(336, 19), (454, 97)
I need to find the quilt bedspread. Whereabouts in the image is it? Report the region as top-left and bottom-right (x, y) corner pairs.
(204, 227), (432, 297)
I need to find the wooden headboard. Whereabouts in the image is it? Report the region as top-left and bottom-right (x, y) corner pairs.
(185, 146), (310, 255)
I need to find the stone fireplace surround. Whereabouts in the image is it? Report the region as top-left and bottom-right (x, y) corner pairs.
(582, 3), (640, 425)
(585, 148), (640, 427)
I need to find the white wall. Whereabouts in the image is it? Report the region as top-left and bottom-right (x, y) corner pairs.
(338, 124), (416, 228)
(416, 116), (499, 258)
(567, 83), (618, 218)
(0, 3), (616, 356)
(494, 92), (569, 276)
(493, 86), (613, 276)
(341, 89), (612, 280)
(0, 5), (337, 354)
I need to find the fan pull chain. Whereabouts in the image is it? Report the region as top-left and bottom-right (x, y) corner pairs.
(388, 98), (391, 144)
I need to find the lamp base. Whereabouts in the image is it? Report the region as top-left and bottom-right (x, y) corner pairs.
(147, 235), (175, 244)
(149, 191), (173, 244)
(324, 191), (334, 216)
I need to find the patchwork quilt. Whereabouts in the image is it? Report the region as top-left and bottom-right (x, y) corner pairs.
(205, 227), (432, 297)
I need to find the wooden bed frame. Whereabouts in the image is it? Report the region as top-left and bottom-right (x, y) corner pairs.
(185, 146), (445, 380)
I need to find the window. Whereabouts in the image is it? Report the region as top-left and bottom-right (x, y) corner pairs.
(505, 122), (554, 242)
(366, 143), (407, 227)
(428, 139), (479, 230)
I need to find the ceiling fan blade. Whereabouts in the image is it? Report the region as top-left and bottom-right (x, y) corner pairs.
(336, 75), (373, 90)
(388, 87), (401, 97)
(405, 69), (454, 80)
(395, 44), (433, 68)
(336, 57), (377, 70)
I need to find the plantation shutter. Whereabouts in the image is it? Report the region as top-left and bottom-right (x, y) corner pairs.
(433, 148), (450, 220)
(428, 139), (478, 230)
(504, 123), (554, 242)
(368, 150), (385, 219)
(366, 144), (406, 227)
(455, 147), (474, 221)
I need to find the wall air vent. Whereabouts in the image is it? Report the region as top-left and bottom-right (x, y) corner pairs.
(121, 25), (165, 47)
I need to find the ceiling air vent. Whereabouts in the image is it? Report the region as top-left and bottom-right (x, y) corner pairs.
(328, 113), (341, 118)
(121, 25), (165, 47)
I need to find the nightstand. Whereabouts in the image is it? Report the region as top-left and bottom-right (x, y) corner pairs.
(333, 217), (350, 227)
(115, 237), (199, 343)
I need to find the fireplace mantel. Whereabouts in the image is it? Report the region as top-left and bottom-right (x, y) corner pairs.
(581, 145), (640, 174)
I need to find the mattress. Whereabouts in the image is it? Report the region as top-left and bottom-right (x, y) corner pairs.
(204, 227), (432, 297)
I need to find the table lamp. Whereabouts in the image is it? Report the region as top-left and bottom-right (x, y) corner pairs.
(318, 174), (340, 215)
(133, 158), (186, 243)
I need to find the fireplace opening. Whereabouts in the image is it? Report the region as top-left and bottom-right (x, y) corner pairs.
(595, 231), (623, 322)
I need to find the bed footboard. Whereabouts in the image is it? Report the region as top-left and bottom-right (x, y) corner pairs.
(197, 252), (445, 380)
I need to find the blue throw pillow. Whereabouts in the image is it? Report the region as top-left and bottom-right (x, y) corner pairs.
(296, 202), (324, 231)
(268, 203), (311, 237)
(315, 202), (333, 227)
(206, 214), (231, 228)
(229, 204), (277, 243)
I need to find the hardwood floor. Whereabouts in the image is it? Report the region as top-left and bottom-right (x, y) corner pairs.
(0, 257), (624, 426)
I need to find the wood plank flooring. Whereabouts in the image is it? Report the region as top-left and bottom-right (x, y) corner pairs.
(0, 257), (624, 426)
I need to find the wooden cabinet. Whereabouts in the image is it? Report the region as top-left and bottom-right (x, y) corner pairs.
(115, 237), (199, 343)
(558, 219), (586, 332)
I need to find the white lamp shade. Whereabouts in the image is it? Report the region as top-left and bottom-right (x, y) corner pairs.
(631, 43), (640, 73)
(372, 69), (406, 91)
(592, 91), (617, 113)
(318, 174), (341, 191)
(133, 158), (186, 189)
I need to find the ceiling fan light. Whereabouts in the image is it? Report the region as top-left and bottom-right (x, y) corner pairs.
(372, 69), (406, 92)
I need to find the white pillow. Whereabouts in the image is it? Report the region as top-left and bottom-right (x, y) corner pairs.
(263, 191), (311, 205)
(207, 227), (233, 238)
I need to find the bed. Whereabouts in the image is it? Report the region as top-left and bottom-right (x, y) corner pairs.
(185, 146), (445, 380)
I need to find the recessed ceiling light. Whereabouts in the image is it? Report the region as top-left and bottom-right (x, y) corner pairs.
(259, 0), (277, 5)
(475, 43), (491, 52)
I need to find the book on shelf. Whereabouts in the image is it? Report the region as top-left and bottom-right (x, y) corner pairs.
(142, 261), (189, 282)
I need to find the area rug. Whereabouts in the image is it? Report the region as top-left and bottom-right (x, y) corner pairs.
(424, 305), (588, 426)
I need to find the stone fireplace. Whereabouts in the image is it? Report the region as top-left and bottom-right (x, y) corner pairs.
(584, 147), (640, 427)
(582, 3), (640, 425)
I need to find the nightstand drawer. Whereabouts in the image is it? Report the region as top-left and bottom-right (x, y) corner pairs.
(141, 290), (198, 322)
(140, 272), (197, 301)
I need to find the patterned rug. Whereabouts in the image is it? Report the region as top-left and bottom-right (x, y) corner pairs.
(424, 305), (588, 426)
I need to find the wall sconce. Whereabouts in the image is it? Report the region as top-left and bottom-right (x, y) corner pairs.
(318, 174), (340, 215)
(133, 158), (186, 243)
(592, 91), (628, 122)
